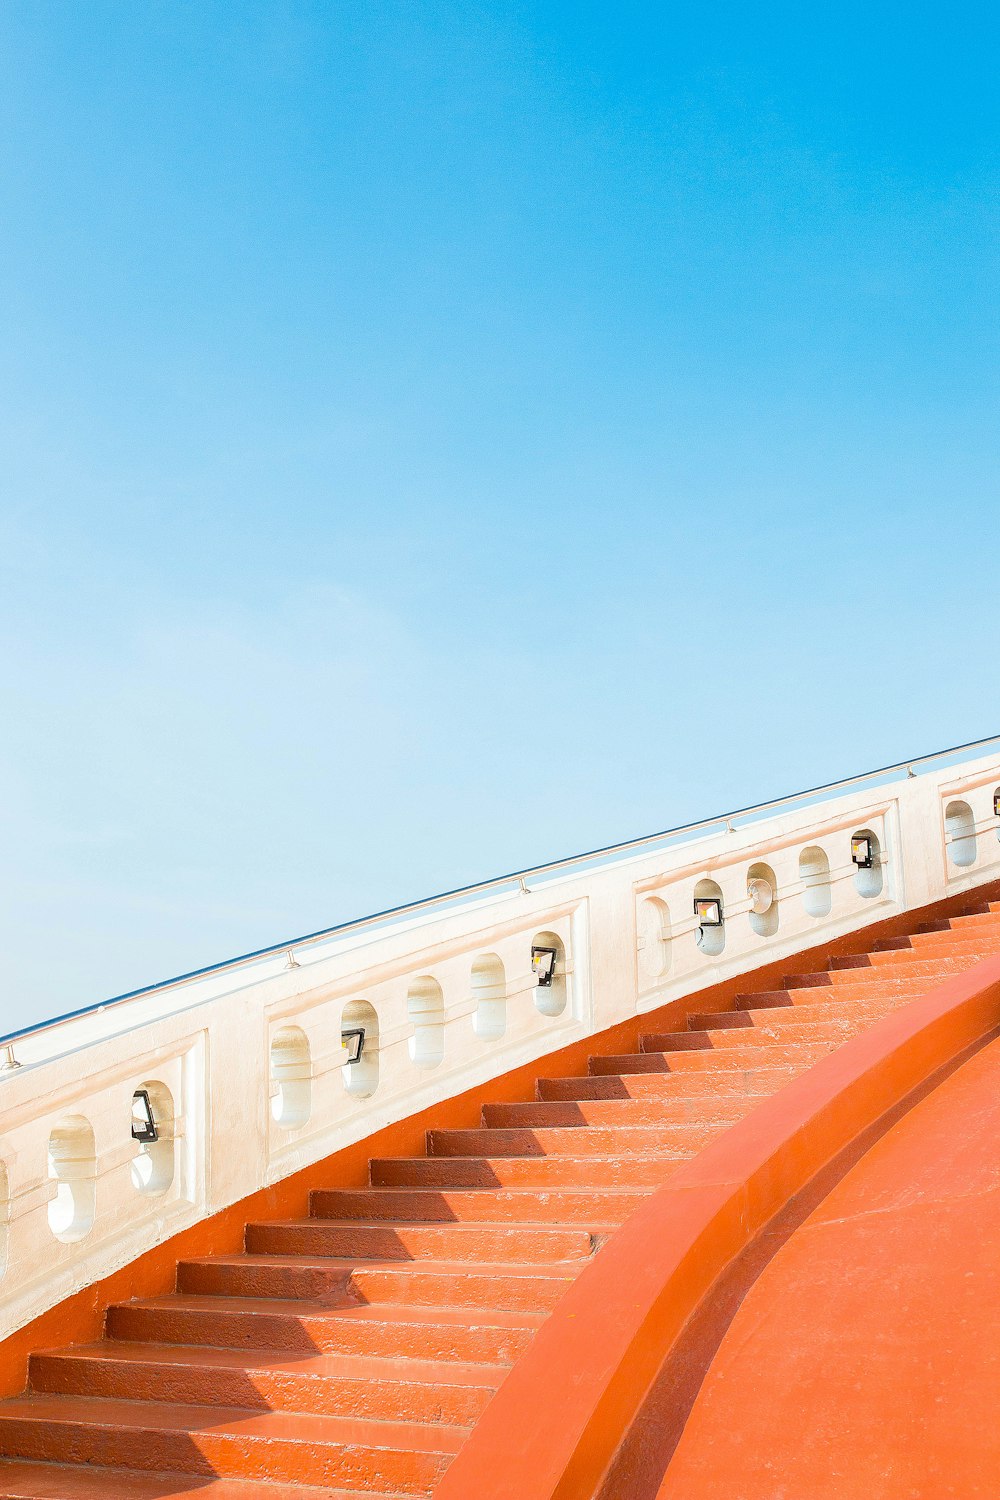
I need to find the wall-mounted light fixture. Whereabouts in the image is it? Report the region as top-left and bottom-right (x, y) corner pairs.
(851, 834), (874, 869)
(747, 878), (773, 915)
(531, 946), (558, 987)
(694, 896), (723, 927)
(131, 1089), (158, 1144)
(994, 791), (1000, 819)
(341, 1028), (366, 1065)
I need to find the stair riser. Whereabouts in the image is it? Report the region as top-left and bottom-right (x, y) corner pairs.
(832, 944), (1000, 968)
(676, 1001), (896, 1036)
(178, 1261), (353, 1302)
(370, 1156), (683, 1189)
(309, 1187), (646, 1226)
(675, 1003), (892, 1035)
(824, 965), (972, 987)
(106, 1305), (535, 1363)
(245, 1220), (593, 1262)
(350, 1266), (577, 1313)
(937, 914), (1000, 931)
(775, 978), (932, 1002)
(30, 1353), (494, 1424)
(178, 1257), (575, 1311)
(536, 1068), (798, 1101)
(904, 937), (1000, 957)
(588, 1045), (831, 1075)
(648, 1024), (858, 1051)
(0, 1421), (449, 1494)
(428, 1126), (714, 1157)
(479, 1098), (751, 1128)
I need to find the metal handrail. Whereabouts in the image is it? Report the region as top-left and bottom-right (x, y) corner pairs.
(4, 730), (999, 1056)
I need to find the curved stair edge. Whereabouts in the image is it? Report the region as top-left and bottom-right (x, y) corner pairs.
(433, 953), (1000, 1500)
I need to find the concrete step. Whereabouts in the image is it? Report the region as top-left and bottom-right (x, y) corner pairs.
(178, 1253), (578, 1312)
(680, 1001), (890, 1034)
(107, 1295), (547, 1364)
(427, 1122), (719, 1158)
(369, 1154), (685, 1189)
(651, 1021), (862, 1051)
(923, 912), (1000, 932)
(772, 974), (942, 1001)
(0, 1460), (399, 1500)
(30, 1341), (502, 1424)
(0, 1394), (462, 1494)
(245, 1217), (593, 1264)
(536, 1066), (799, 1101)
(309, 1185), (648, 1226)
(478, 1096), (752, 1129)
(588, 1042), (833, 1075)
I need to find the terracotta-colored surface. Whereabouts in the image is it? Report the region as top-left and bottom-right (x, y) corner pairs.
(2, 889), (968, 1405)
(2, 889), (1000, 1496)
(435, 918), (1000, 1500)
(655, 1030), (1000, 1499)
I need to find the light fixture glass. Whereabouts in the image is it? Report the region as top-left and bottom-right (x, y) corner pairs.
(694, 896), (723, 926)
(851, 835), (874, 869)
(131, 1089), (158, 1144)
(341, 1027), (366, 1065)
(531, 946), (558, 987)
(747, 878), (773, 915)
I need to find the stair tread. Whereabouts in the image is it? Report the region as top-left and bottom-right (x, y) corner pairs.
(10, 895), (998, 1496)
(252, 1215), (595, 1230)
(311, 1183), (650, 1197)
(180, 1251), (583, 1275)
(0, 1393), (468, 1450)
(115, 1294), (548, 1328)
(0, 1459), (406, 1500)
(34, 1341), (507, 1385)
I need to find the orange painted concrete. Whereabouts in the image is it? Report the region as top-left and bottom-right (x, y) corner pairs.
(4, 888), (981, 1405)
(435, 951), (1000, 1500)
(655, 1029), (1000, 1499)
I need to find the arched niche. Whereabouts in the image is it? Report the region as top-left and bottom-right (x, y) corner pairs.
(130, 1080), (175, 1197)
(852, 827), (884, 899)
(342, 998), (379, 1098)
(472, 954), (507, 1040)
(48, 1115), (96, 1244)
(799, 845), (833, 918)
(532, 931), (567, 1017)
(945, 800), (977, 868)
(746, 861), (779, 939)
(694, 877), (725, 957)
(270, 1025), (312, 1129)
(408, 976), (445, 1069)
(637, 897), (671, 981)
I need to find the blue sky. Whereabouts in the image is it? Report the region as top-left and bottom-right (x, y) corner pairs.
(2, 2), (998, 1030)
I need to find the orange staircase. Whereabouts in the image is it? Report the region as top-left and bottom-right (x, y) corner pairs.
(3, 900), (1000, 1498)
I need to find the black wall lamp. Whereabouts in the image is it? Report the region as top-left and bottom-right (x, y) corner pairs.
(994, 791), (1000, 819)
(531, 946), (558, 987)
(851, 834), (874, 869)
(342, 1028), (366, 1065)
(694, 896), (723, 927)
(131, 1089), (158, 1144)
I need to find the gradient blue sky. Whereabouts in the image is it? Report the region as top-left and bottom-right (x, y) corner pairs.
(2, 2), (998, 1029)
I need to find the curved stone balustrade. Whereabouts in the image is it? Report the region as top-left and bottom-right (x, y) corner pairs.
(1, 751), (999, 1342)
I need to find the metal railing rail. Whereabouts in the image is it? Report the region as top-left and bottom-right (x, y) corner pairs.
(4, 730), (999, 1058)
